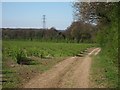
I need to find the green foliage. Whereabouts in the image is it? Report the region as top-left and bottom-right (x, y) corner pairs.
(91, 53), (118, 88)
(93, 2), (119, 88)
(96, 3), (118, 65)
(3, 41), (95, 61)
(66, 21), (95, 43)
(15, 49), (27, 64)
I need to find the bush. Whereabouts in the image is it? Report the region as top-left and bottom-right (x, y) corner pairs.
(15, 49), (28, 64)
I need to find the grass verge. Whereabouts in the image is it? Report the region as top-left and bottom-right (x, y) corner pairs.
(90, 51), (118, 88)
(2, 56), (67, 88)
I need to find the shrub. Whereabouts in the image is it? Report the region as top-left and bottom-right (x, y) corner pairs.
(15, 49), (28, 64)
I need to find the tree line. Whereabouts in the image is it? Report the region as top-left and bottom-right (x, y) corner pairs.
(2, 22), (97, 43)
(2, 28), (65, 41)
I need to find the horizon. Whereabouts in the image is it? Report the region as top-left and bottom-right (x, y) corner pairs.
(2, 27), (66, 30)
(2, 2), (73, 30)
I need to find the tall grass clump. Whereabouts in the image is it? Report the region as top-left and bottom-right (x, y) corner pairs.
(15, 49), (28, 64)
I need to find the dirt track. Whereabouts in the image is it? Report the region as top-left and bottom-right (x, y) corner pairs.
(24, 48), (101, 88)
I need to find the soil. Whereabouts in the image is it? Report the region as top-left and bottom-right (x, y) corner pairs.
(24, 48), (101, 88)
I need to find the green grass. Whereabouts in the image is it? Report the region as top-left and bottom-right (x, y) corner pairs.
(2, 40), (95, 88)
(2, 56), (66, 88)
(3, 40), (95, 59)
(90, 51), (118, 88)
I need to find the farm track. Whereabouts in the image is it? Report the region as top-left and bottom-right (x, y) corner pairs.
(24, 48), (101, 88)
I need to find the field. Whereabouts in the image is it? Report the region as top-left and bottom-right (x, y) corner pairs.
(3, 41), (95, 59)
(1, 1), (118, 88)
(2, 40), (94, 88)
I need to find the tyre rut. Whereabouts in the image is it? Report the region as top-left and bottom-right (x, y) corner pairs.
(24, 48), (101, 88)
